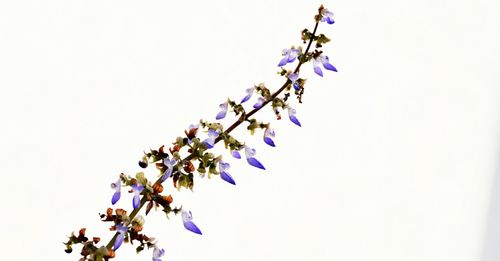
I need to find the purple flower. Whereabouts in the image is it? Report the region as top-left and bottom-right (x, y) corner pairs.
(287, 107), (301, 127)
(113, 224), (128, 250)
(181, 210), (202, 235)
(288, 73), (300, 91)
(253, 97), (265, 109)
(321, 9), (335, 24)
(313, 55), (337, 77)
(131, 184), (144, 209)
(278, 47), (300, 67)
(241, 87), (254, 103)
(244, 146), (265, 170)
(216, 102), (228, 120)
(203, 129), (219, 149)
(263, 128), (276, 147)
(162, 158), (176, 182)
(110, 178), (121, 205)
(231, 149), (241, 159)
(219, 161), (235, 185)
(152, 245), (165, 261)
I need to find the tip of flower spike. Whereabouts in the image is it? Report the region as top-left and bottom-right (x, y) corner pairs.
(247, 157), (266, 170)
(221, 172), (236, 185)
(183, 221), (202, 235)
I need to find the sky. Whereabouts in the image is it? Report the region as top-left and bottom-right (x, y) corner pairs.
(1, 0), (500, 260)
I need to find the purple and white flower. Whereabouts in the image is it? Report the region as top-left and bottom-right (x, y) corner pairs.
(241, 87), (254, 103)
(231, 149), (241, 159)
(287, 106), (302, 127)
(152, 245), (165, 261)
(131, 184), (144, 209)
(203, 129), (219, 149)
(278, 47), (300, 67)
(162, 158), (177, 182)
(111, 178), (121, 205)
(244, 146), (266, 170)
(219, 161), (235, 185)
(263, 128), (276, 147)
(288, 73), (300, 91)
(253, 97), (265, 109)
(216, 102), (228, 120)
(321, 9), (335, 24)
(313, 55), (337, 77)
(113, 224), (128, 250)
(181, 210), (202, 235)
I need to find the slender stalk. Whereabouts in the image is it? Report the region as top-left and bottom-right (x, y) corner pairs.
(105, 19), (320, 251)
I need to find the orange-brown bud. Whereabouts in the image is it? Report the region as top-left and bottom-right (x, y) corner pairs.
(152, 183), (163, 194)
(163, 195), (173, 204)
(115, 208), (127, 216)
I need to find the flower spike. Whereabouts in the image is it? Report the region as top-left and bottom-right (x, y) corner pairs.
(111, 178), (121, 205)
(181, 210), (202, 235)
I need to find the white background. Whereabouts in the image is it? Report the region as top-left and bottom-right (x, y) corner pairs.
(1, 0), (500, 260)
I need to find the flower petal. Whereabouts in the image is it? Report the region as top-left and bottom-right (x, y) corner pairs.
(114, 233), (124, 250)
(153, 246), (165, 261)
(264, 137), (275, 147)
(111, 191), (121, 205)
(162, 168), (173, 182)
(288, 73), (299, 82)
(253, 97), (265, 109)
(247, 157), (266, 170)
(288, 107), (302, 127)
(183, 221), (202, 235)
(241, 87), (254, 103)
(133, 194), (141, 209)
(323, 62), (337, 72)
(278, 56), (289, 67)
(231, 150), (241, 159)
(289, 115), (302, 127)
(313, 59), (323, 77)
(215, 103), (228, 120)
(220, 171), (236, 185)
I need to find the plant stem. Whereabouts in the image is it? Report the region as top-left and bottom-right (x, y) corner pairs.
(105, 19), (320, 252)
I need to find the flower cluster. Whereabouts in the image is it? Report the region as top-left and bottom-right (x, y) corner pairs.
(65, 5), (336, 261)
